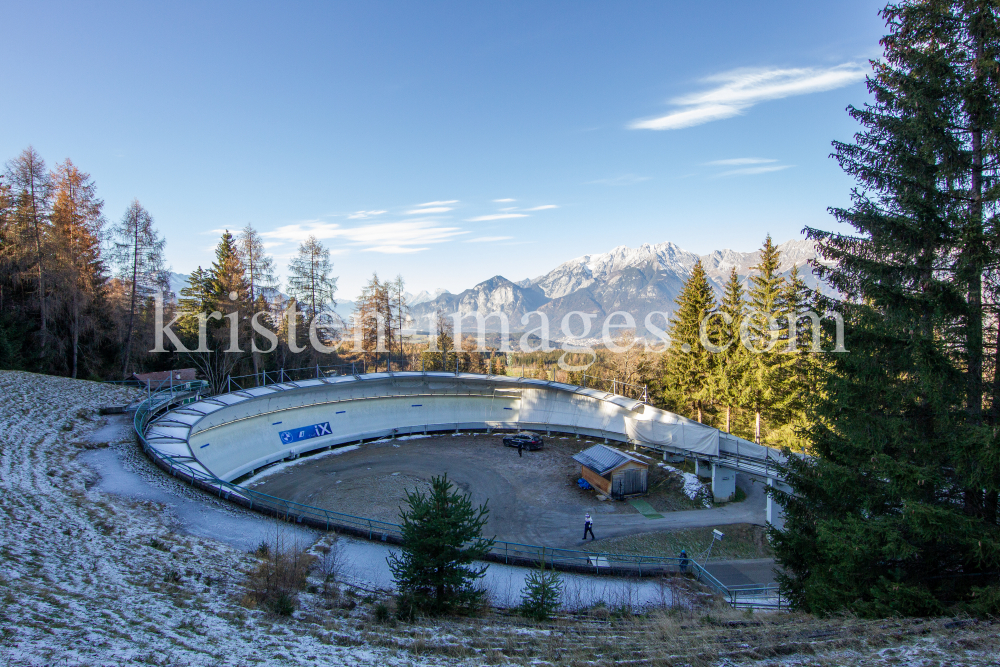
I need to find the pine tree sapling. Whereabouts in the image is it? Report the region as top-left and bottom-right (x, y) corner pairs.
(520, 554), (563, 621)
(388, 474), (494, 616)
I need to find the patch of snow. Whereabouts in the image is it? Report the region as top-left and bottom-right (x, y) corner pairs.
(240, 445), (361, 485)
(659, 462), (712, 506)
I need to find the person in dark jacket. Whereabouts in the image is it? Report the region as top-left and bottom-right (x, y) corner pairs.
(583, 512), (595, 540)
(517, 440), (523, 457)
(679, 549), (689, 573)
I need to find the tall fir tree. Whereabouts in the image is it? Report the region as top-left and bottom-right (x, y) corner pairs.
(738, 236), (795, 443)
(715, 267), (747, 436)
(660, 260), (717, 423)
(772, 1), (1000, 616)
(178, 233), (250, 391)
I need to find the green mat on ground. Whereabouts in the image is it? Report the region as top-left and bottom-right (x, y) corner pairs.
(628, 498), (664, 519)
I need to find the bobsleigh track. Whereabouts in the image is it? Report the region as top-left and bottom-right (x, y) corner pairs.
(135, 371), (790, 603)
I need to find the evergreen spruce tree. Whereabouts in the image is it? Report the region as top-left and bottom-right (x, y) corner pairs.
(772, 1), (1000, 616)
(660, 260), (717, 423)
(388, 474), (494, 616)
(767, 265), (821, 450)
(715, 267), (747, 436)
(739, 236), (794, 443)
(178, 233), (250, 391)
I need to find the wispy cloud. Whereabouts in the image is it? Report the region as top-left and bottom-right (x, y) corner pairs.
(493, 198), (516, 202)
(704, 158), (776, 166)
(716, 165), (793, 177)
(524, 204), (558, 211)
(466, 213), (528, 222)
(417, 200), (459, 207)
(262, 219), (466, 253)
(629, 63), (866, 131)
(465, 236), (513, 243)
(405, 206), (453, 214)
(588, 174), (651, 186)
(347, 210), (387, 219)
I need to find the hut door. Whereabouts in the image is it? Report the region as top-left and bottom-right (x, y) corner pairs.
(612, 474), (624, 499)
(623, 468), (644, 496)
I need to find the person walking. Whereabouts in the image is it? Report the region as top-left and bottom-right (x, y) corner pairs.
(518, 440), (523, 457)
(583, 512), (595, 540)
(679, 549), (689, 573)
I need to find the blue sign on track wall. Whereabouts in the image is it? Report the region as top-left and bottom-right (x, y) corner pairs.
(279, 422), (332, 445)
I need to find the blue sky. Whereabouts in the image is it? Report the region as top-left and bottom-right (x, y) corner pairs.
(1, 1), (885, 298)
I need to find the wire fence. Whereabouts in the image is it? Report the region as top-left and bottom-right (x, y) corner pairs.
(130, 377), (781, 607)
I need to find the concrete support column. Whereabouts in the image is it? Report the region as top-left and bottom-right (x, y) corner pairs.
(766, 477), (792, 531)
(695, 459), (712, 478)
(711, 465), (736, 502)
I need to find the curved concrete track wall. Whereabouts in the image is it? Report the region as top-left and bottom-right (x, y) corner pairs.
(144, 372), (782, 486)
(135, 372), (789, 601)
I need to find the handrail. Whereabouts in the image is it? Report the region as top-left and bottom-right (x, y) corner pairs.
(130, 381), (783, 608)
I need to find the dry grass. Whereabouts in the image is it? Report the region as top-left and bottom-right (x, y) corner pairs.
(583, 523), (774, 561)
(334, 599), (1000, 666)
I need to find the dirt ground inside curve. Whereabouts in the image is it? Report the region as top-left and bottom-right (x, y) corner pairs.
(246, 433), (766, 549)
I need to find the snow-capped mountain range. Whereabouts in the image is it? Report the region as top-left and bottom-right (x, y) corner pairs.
(410, 238), (830, 334)
(167, 239), (829, 335)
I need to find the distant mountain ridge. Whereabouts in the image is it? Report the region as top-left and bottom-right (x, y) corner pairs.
(411, 238), (831, 335)
(167, 238), (830, 337)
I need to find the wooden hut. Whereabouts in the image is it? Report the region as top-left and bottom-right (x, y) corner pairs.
(573, 444), (648, 499)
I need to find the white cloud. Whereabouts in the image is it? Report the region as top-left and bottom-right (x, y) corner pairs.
(704, 158), (777, 166)
(417, 200), (459, 207)
(630, 63), (867, 131)
(716, 165), (793, 177)
(465, 236), (513, 243)
(262, 219), (467, 253)
(524, 204), (558, 211)
(347, 210), (387, 219)
(405, 206), (453, 214)
(493, 198), (516, 202)
(466, 213), (529, 222)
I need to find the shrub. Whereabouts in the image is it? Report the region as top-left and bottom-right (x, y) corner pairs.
(243, 533), (313, 616)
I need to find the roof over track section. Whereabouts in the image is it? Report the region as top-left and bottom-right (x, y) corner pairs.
(143, 372), (785, 484)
